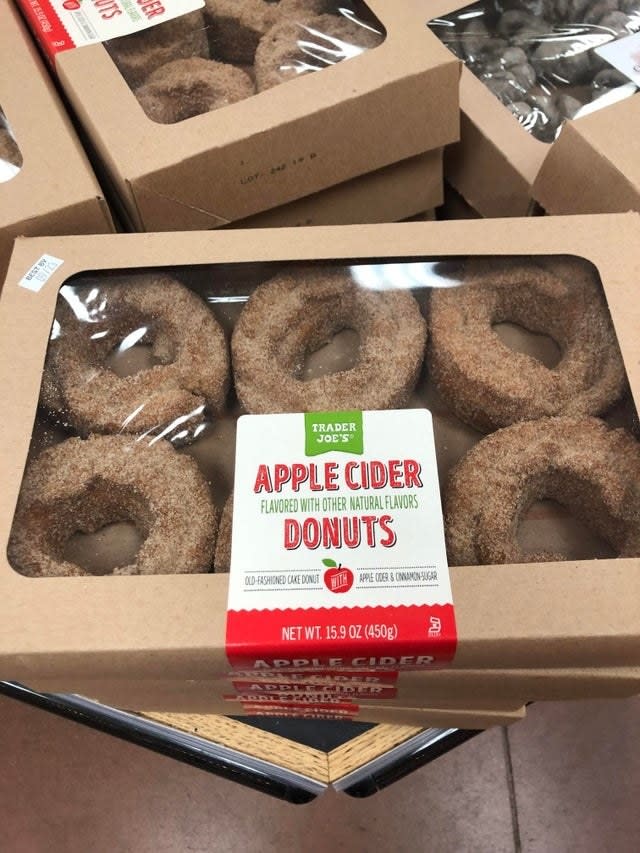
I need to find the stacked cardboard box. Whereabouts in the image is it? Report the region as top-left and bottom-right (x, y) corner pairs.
(0, 1), (113, 282)
(1, 216), (638, 727)
(3, 0), (640, 734)
(533, 95), (640, 215)
(17, 1), (457, 229)
(425, 1), (640, 217)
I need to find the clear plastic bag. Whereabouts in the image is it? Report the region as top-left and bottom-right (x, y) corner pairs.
(105, 2), (385, 124)
(429, 1), (640, 142)
(0, 106), (22, 182)
(7, 256), (638, 578)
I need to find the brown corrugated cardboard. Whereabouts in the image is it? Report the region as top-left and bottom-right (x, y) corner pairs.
(231, 150), (443, 229)
(0, 216), (639, 713)
(20, 2), (459, 231)
(0, 2), (113, 283)
(533, 95), (640, 216)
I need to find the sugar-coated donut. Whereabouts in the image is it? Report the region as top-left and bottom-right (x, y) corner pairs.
(445, 417), (640, 566)
(232, 268), (427, 413)
(135, 57), (255, 123)
(430, 259), (626, 432)
(255, 13), (383, 90)
(214, 492), (233, 572)
(42, 273), (229, 438)
(8, 435), (217, 577)
(204, 0), (335, 64)
(107, 10), (209, 88)
(204, 0), (280, 64)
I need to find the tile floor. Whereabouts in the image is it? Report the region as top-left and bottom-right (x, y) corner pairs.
(1, 694), (638, 852)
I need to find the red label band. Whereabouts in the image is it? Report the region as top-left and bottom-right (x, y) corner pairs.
(226, 603), (457, 671)
(244, 709), (357, 719)
(227, 669), (400, 684)
(16, 0), (75, 63)
(230, 680), (397, 698)
(239, 700), (360, 714)
(224, 688), (397, 704)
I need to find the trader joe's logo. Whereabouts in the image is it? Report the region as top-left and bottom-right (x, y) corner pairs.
(304, 411), (363, 456)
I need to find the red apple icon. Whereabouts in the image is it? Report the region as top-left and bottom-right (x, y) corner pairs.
(322, 558), (354, 593)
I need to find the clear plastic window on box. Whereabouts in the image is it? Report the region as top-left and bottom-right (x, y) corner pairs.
(429, 1), (640, 143)
(104, 2), (386, 124)
(8, 257), (639, 578)
(0, 106), (22, 182)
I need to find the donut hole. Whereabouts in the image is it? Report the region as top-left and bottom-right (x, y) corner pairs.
(492, 321), (562, 369)
(517, 499), (616, 561)
(59, 481), (150, 575)
(64, 523), (144, 576)
(298, 328), (360, 380)
(104, 326), (174, 378)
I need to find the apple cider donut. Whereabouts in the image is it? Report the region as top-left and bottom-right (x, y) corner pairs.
(214, 492), (233, 572)
(135, 58), (255, 123)
(255, 13), (383, 91)
(204, 0), (334, 63)
(232, 268), (427, 413)
(107, 10), (209, 88)
(445, 417), (640, 566)
(42, 273), (229, 437)
(430, 260), (626, 432)
(8, 435), (217, 577)
(204, 0), (280, 64)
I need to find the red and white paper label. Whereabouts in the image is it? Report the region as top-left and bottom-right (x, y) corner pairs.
(17, 0), (203, 62)
(226, 409), (456, 672)
(227, 668), (400, 684)
(229, 681), (398, 699)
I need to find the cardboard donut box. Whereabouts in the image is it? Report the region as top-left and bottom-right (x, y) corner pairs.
(17, 0), (458, 232)
(533, 94), (640, 216)
(232, 149), (443, 229)
(425, 1), (640, 217)
(1, 216), (639, 724)
(0, 0), (113, 282)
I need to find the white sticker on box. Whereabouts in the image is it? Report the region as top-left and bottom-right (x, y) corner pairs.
(595, 32), (640, 87)
(226, 409), (457, 672)
(18, 255), (64, 292)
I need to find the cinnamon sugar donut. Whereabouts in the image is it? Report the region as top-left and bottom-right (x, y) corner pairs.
(107, 10), (209, 88)
(445, 417), (640, 566)
(8, 435), (217, 577)
(42, 274), (229, 438)
(135, 58), (254, 123)
(214, 492), (233, 572)
(204, 0), (334, 63)
(255, 13), (383, 90)
(430, 260), (626, 432)
(232, 268), (427, 413)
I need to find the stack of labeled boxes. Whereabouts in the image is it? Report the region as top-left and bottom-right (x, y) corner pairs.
(0, 0), (639, 731)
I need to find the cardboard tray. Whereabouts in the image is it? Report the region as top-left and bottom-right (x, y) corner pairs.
(1, 216), (639, 713)
(0, 1), (113, 281)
